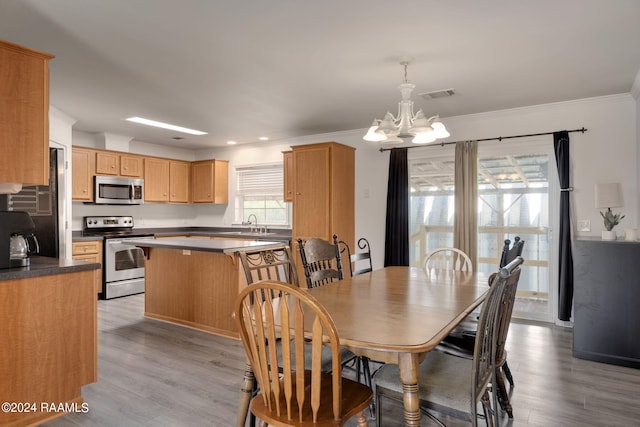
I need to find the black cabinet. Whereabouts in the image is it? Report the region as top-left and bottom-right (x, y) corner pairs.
(573, 238), (640, 368)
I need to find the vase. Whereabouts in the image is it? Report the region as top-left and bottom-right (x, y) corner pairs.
(602, 230), (617, 241)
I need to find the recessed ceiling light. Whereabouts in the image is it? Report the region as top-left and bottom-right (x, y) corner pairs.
(258, 136), (269, 141)
(227, 140), (237, 145)
(125, 117), (207, 136)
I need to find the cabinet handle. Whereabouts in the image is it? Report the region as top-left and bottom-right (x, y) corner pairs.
(111, 165), (115, 169)
(83, 189), (87, 193)
(296, 192), (302, 195)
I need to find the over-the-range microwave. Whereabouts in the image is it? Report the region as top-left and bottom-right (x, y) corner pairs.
(93, 175), (144, 205)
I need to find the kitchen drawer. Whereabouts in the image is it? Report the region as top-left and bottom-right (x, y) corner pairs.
(72, 241), (101, 255)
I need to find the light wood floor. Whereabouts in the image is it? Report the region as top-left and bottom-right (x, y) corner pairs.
(44, 293), (640, 427)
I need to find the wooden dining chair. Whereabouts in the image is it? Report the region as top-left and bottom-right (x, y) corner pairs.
(338, 238), (378, 411)
(435, 256), (524, 419)
(235, 280), (372, 427)
(297, 235), (344, 288)
(340, 238), (373, 277)
(373, 259), (521, 427)
(238, 246), (300, 287)
(424, 247), (473, 272)
(237, 246), (356, 426)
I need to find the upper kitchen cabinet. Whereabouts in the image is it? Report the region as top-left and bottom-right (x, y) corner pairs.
(72, 147), (95, 201)
(0, 40), (54, 185)
(290, 142), (354, 274)
(169, 160), (190, 203)
(119, 154), (143, 178)
(95, 151), (119, 175)
(144, 157), (170, 202)
(191, 160), (228, 204)
(96, 150), (143, 178)
(283, 150), (293, 202)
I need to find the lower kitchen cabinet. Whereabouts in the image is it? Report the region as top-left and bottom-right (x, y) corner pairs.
(72, 240), (103, 294)
(0, 269), (97, 426)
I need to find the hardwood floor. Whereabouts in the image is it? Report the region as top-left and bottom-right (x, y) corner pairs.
(45, 294), (640, 427)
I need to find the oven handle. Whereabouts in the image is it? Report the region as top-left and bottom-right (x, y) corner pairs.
(107, 241), (145, 252)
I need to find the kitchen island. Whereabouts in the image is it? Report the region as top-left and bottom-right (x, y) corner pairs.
(128, 238), (287, 338)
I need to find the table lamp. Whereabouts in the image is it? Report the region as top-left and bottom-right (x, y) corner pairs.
(595, 182), (624, 240)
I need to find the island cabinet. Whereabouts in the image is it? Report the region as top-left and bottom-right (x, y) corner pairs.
(0, 268), (97, 426)
(72, 146), (96, 201)
(289, 142), (355, 279)
(0, 40), (54, 186)
(134, 238), (287, 338)
(573, 238), (640, 368)
(191, 159), (229, 204)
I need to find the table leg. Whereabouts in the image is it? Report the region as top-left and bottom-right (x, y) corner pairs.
(237, 361), (255, 427)
(398, 353), (421, 427)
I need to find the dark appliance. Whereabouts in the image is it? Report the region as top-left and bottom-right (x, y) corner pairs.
(0, 146), (65, 259)
(0, 211), (38, 269)
(93, 176), (144, 205)
(82, 215), (153, 299)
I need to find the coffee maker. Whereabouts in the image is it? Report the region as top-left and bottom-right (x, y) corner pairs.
(0, 211), (39, 269)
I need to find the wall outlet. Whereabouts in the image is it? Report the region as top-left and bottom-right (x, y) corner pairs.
(577, 220), (591, 232)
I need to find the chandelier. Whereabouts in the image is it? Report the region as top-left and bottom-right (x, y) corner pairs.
(363, 60), (450, 144)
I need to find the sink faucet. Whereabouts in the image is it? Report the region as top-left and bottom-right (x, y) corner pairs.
(246, 214), (258, 233)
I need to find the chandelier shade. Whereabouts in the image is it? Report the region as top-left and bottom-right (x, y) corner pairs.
(363, 61), (450, 145)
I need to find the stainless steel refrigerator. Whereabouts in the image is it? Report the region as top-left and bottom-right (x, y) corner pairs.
(0, 147), (65, 258)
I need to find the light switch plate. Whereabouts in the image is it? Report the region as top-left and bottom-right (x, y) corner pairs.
(577, 220), (590, 232)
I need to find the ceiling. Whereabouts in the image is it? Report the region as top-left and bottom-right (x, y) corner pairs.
(2, 0), (640, 149)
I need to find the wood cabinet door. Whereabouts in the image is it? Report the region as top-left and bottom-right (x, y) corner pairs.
(144, 158), (170, 202)
(72, 148), (94, 201)
(213, 160), (228, 204)
(191, 161), (213, 203)
(283, 151), (294, 202)
(95, 151), (119, 175)
(292, 146), (330, 240)
(0, 41), (53, 185)
(170, 161), (190, 203)
(120, 155), (143, 177)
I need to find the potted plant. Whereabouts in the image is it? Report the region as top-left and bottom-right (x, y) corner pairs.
(600, 208), (625, 240)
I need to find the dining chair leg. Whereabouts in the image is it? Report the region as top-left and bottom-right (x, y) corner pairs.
(237, 362), (255, 427)
(495, 368), (513, 418)
(502, 361), (514, 386)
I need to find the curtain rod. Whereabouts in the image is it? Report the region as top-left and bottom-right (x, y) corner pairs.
(378, 127), (588, 152)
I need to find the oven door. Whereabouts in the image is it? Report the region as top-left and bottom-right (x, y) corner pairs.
(105, 238), (147, 283)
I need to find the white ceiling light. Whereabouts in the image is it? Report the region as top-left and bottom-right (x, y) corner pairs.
(363, 60), (450, 145)
(125, 117), (207, 136)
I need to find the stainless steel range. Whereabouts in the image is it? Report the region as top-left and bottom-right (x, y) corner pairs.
(82, 216), (154, 299)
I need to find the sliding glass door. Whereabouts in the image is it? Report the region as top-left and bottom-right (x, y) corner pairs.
(409, 138), (557, 322)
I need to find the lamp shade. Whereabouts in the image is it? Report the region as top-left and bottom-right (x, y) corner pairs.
(594, 183), (623, 208)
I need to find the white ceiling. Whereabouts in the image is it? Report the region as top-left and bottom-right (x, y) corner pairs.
(2, 0), (640, 149)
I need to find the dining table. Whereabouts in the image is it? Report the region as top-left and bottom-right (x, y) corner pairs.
(236, 265), (489, 427)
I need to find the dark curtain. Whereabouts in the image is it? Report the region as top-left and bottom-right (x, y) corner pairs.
(384, 148), (409, 266)
(553, 131), (573, 321)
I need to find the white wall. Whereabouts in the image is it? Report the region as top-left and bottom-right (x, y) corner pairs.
(68, 93), (638, 270)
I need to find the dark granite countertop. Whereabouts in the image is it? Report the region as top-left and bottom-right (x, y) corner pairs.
(0, 256), (100, 281)
(126, 237), (287, 254)
(73, 227), (291, 242)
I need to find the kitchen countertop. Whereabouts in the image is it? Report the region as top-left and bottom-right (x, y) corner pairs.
(126, 237), (287, 254)
(72, 227), (292, 242)
(0, 256), (100, 281)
